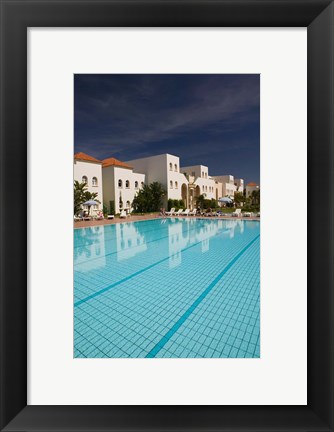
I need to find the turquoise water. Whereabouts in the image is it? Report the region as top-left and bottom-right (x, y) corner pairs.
(74, 218), (260, 358)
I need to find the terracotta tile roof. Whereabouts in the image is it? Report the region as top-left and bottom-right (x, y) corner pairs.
(102, 157), (133, 169)
(74, 152), (101, 163)
(247, 182), (258, 187)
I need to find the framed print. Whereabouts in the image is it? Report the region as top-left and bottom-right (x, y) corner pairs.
(1, 1), (333, 431)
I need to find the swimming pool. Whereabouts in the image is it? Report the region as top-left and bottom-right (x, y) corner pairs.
(74, 218), (260, 358)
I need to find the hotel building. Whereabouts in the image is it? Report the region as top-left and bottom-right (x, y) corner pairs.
(74, 152), (103, 211)
(74, 152), (250, 213)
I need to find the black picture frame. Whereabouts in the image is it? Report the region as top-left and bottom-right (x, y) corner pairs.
(1, 1), (333, 431)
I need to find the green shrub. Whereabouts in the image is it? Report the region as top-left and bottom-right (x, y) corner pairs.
(109, 200), (115, 215)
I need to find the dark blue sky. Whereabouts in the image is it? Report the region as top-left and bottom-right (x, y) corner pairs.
(74, 74), (260, 184)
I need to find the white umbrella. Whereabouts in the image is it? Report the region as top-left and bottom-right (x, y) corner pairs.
(83, 200), (99, 215)
(218, 197), (233, 203)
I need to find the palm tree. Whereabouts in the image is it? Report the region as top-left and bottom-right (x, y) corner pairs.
(74, 181), (88, 215)
(82, 191), (101, 215)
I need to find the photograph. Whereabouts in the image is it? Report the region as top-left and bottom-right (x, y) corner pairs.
(73, 74), (260, 358)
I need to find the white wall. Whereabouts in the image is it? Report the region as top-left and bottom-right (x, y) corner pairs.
(103, 165), (146, 213)
(181, 164), (209, 180)
(212, 175), (238, 198)
(234, 178), (244, 192)
(126, 153), (188, 206)
(74, 160), (103, 211)
(166, 154), (188, 201)
(126, 154), (168, 185)
(193, 177), (216, 199)
(246, 184), (260, 197)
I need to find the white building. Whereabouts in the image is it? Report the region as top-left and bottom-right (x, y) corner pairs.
(126, 153), (189, 207)
(74, 151), (246, 213)
(234, 178), (244, 193)
(102, 157), (146, 214)
(246, 182), (260, 197)
(180, 164), (216, 208)
(74, 152), (103, 211)
(211, 175), (238, 198)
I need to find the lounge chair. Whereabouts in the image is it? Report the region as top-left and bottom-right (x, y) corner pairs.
(182, 209), (190, 216)
(232, 209), (241, 217)
(74, 215), (83, 222)
(173, 209), (183, 216)
(107, 214), (114, 220)
(243, 212), (253, 217)
(189, 209), (197, 216)
(120, 210), (127, 218)
(256, 212), (260, 217)
(166, 207), (175, 216)
(94, 211), (104, 220)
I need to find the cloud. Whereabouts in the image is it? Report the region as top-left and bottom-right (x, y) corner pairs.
(75, 74), (259, 153)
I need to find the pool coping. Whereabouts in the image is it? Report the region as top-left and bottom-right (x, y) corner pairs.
(74, 215), (260, 229)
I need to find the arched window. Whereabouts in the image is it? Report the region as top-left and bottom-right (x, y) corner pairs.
(141, 182), (145, 188)
(175, 181), (178, 189)
(202, 172), (204, 178)
(169, 162), (173, 171)
(174, 164), (178, 172)
(92, 177), (98, 186)
(135, 181), (138, 188)
(118, 179), (122, 188)
(205, 173), (207, 179)
(82, 176), (88, 184)
(125, 180), (130, 188)
(205, 186), (208, 192)
(126, 200), (131, 208)
(170, 180), (173, 188)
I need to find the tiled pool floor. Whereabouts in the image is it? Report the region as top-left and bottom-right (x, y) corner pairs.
(74, 218), (260, 358)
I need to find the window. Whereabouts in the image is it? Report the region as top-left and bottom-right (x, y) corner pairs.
(135, 181), (138, 188)
(205, 186), (208, 192)
(205, 173), (207, 179)
(169, 162), (173, 171)
(118, 179), (122, 188)
(170, 180), (173, 188)
(141, 182), (145, 188)
(175, 181), (178, 189)
(125, 180), (130, 188)
(192, 171), (195, 177)
(202, 172), (204, 178)
(126, 200), (131, 208)
(92, 177), (98, 186)
(174, 164), (178, 172)
(82, 176), (88, 184)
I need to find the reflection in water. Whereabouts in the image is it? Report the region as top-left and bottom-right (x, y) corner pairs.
(74, 226), (105, 272)
(114, 223), (147, 261)
(74, 218), (252, 273)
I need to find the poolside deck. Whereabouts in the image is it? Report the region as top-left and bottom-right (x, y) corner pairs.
(74, 213), (260, 228)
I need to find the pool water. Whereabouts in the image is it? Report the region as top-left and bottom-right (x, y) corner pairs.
(74, 218), (260, 358)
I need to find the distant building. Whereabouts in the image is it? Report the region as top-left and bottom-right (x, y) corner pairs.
(246, 182), (260, 197)
(180, 164), (216, 208)
(74, 152), (103, 211)
(211, 175), (238, 198)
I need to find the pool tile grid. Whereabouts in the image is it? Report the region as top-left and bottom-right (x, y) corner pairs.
(74, 235), (260, 356)
(74, 225), (259, 305)
(74, 219), (260, 357)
